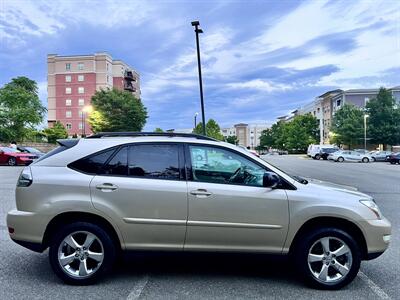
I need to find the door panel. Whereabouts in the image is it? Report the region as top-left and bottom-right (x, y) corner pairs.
(185, 182), (289, 252)
(90, 143), (188, 250)
(184, 144), (289, 253)
(91, 176), (188, 250)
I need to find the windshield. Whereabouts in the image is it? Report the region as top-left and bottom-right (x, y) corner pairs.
(24, 147), (42, 153)
(0, 147), (19, 153)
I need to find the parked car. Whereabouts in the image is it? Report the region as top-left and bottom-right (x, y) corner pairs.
(369, 151), (392, 162)
(328, 150), (372, 163)
(17, 146), (45, 158)
(7, 133), (391, 289)
(387, 153), (400, 164)
(0, 147), (38, 166)
(313, 147), (339, 160)
(307, 144), (337, 159)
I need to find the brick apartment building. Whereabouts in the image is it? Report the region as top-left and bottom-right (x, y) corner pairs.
(47, 52), (140, 136)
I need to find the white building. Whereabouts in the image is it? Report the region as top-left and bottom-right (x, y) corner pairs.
(222, 123), (270, 149)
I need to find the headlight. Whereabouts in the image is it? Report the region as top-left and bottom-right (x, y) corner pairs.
(360, 199), (382, 219)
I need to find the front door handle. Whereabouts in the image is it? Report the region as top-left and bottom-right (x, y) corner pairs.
(96, 183), (118, 192)
(190, 189), (212, 197)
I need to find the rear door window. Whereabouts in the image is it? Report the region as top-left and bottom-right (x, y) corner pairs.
(128, 144), (180, 180)
(101, 146), (128, 176)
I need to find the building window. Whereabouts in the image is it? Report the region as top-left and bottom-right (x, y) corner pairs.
(79, 122), (83, 130)
(66, 111), (72, 118)
(78, 98), (84, 106)
(65, 99), (72, 106)
(78, 62), (84, 70)
(66, 123), (72, 130)
(78, 75), (84, 82)
(337, 100), (341, 107)
(78, 87), (84, 94)
(79, 111), (84, 117)
(66, 63), (71, 71)
(65, 87), (71, 94)
(65, 75), (71, 82)
(364, 97), (370, 105)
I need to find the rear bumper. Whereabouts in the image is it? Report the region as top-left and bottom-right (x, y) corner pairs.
(6, 209), (48, 252)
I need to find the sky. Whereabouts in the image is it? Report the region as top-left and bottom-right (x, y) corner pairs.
(0, 0), (399, 131)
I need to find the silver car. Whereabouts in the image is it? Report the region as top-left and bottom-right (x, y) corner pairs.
(370, 151), (392, 162)
(7, 133), (391, 289)
(328, 150), (372, 163)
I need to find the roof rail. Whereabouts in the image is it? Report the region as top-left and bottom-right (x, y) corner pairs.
(86, 132), (217, 141)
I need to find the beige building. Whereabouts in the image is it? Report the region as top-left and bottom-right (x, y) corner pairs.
(221, 123), (270, 148)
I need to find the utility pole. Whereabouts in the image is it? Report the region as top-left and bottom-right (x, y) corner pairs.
(191, 21), (206, 136)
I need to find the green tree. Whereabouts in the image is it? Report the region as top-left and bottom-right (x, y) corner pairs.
(193, 119), (224, 140)
(0, 77), (46, 142)
(284, 114), (319, 152)
(225, 135), (238, 145)
(260, 128), (275, 148)
(43, 121), (68, 143)
(331, 103), (364, 148)
(154, 128), (164, 133)
(365, 88), (400, 147)
(89, 88), (147, 133)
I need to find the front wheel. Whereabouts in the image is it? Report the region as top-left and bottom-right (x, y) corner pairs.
(49, 222), (116, 285)
(7, 157), (17, 166)
(362, 157), (369, 163)
(293, 227), (361, 290)
(337, 157), (344, 162)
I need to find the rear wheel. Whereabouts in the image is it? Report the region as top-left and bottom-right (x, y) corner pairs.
(362, 157), (369, 163)
(294, 227), (361, 290)
(315, 154), (321, 160)
(337, 157), (344, 162)
(7, 157), (17, 166)
(49, 222), (116, 285)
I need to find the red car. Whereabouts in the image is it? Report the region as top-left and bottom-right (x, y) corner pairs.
(0, 147), (38, 166)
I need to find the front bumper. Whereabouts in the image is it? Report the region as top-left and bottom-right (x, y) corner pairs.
(6, 209), (49, 252)
(358, 217), (391, 259)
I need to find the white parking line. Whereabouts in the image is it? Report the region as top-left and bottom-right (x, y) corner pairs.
(358, 271), (391, 299)
(127, 275), (149, 300)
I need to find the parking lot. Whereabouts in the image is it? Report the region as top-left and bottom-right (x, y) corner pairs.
(0, 156), (398, 300)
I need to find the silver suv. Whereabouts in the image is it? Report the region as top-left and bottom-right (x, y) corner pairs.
(7, 132), (391, 289)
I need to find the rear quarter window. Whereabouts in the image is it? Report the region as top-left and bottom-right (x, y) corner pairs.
(68, 148), (117, 174)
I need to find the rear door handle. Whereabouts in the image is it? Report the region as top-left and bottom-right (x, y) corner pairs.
(190, 189), (212, 197)
(96, 183), (118, 192)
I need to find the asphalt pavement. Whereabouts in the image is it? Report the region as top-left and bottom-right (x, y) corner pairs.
(0, 157), (398, 299)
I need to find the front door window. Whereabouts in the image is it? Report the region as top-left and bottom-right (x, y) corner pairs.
(189, 145), (265, 187)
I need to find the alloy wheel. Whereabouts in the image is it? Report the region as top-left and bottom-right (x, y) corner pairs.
(307, 237), (352, 284)
(57, 231), (104, 279)
(8, 157), (16, 166)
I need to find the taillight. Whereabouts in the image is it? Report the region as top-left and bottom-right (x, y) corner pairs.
(17, 167), (33, 187)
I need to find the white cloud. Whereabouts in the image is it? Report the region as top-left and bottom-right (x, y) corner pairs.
(226, 79), (292, 92)
(1, 0), (158, 46)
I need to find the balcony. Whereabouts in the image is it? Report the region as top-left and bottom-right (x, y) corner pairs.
(124, 70), (136, 82)
(124, 82), (136, 92)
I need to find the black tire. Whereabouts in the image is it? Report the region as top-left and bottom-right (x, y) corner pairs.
(49, 222), (116, 285)
(390, 161), (395, 165)
(7, 157), (17, 166)
(337, 157), (344, 162)
(315, 154), (321, 160)
(362, 157), (369, 163)
(293, 227), (361, 290)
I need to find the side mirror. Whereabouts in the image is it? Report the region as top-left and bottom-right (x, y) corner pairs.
(263, 172), (280, 188)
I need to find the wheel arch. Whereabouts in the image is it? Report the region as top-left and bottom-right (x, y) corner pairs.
(289, 216), (368, 259)
(42, 211), (122, 252)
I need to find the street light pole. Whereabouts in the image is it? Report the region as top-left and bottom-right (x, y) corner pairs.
(191, 20), (206, 136)
(364, 114), (369, 150)
(194, 112), (198, 129)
